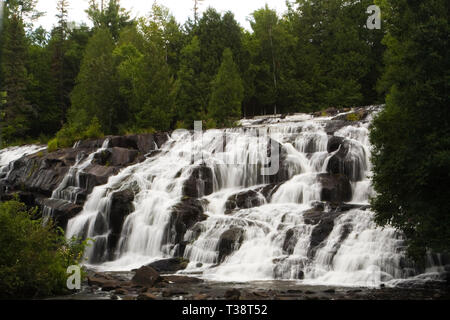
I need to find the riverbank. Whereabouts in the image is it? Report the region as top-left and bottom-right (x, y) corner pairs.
(51, 267), (450, 301)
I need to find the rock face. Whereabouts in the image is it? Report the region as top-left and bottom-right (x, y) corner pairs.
(165, 198), (208, 254)
(0, 133), (168, 229)
(225, 189), (266, 213)
(217, 228), (245, 263)
(182, 165), (214, 198)
(107, 189), (135, 257)
(318, 174), (352, 203)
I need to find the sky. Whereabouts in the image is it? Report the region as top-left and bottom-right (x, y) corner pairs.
(35, 0), (289, 31)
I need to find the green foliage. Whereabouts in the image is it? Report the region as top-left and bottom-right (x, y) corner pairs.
(83, 117), (104, 139)
(69, 28), (120, 134)
(346, 113), (361, 122)
(208, 48), (244, 127)
(370, 0), (450, 261)
(0, 199), (89, 299)
(47, 138), (58, 152)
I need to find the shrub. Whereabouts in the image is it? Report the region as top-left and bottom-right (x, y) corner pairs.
(0, 199), (89, 299)
(346, 113), (361, 121)
(82, 117), (104, 140)
(47, 138), (58, 153)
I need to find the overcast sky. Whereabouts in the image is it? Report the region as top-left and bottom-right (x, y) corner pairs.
(35, 0), (289, 31)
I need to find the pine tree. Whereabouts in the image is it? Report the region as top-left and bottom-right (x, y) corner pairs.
(86, 0), (132, 41)
(52, 0), (69, 124)
(69, 28), (119, 134)
(0, 11), (32, 144)
(208, 48), (244, 127)
(175, 36), (207, 128)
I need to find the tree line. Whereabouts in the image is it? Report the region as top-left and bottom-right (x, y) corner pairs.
(0, 0), (384, 148)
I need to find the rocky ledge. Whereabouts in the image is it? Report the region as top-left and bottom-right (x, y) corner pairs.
(0, 133), (168, 228)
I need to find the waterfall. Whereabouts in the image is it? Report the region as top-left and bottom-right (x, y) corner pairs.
(0, 145), (46, 176)
(42, 139), (110, 222)
(64, 107), (445, 287)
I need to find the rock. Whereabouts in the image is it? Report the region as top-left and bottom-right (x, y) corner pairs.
(107, 188), (135, 256)
(131, 266), (161, 288)
(37, 198), (83, 229)
(225, 189), (265, 213)
(162, 275), (204, 284)
(318, 173), (352, 203)
(110, 295), (119, 300)
(282, 229), (297, 255)
(327, 136), (346, 154)
(162, 289), (188, 297)
(136, 293), (158, 300)
(166, 198), (207, 246)
(325, 107), (339, 116)
(182, 165), (214, 198)
(224, 289), (241, 300)
(193, 294), (208, 300)
(114, 288), (129, 295)
(146, 258), (189, 273)
(217, 228), (244, 263)
(323, 289), (336, 294)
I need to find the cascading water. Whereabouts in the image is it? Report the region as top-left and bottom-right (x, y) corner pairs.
(65, 107), (445, 287)
(42, 139), (110, 222)
(0, 145), (46, 174)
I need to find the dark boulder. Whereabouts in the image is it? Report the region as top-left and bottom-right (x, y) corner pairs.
(318, 174), (352, 203)
(146, 258), (189, 273)
(183, 165), (214, 198)
(131, 266), (161, 288)
(37, 198), (83, 229)
(165, 198), (208, 247)
(283, 229), (297, 255)
(225, 189), (265, 213)
(327, 136), (347, 154)
(107, 189), (135, 256)
(217, 228), (244, 263)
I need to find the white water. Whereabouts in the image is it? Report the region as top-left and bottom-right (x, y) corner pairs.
(0, 145), (46, 171)
(42, 140), (111, 222)
(62, 108), (444, 287)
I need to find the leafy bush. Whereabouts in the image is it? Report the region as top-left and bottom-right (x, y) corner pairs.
(346, 113), (361, 121)
(48, 118), (105, 152)
(205, 118), (217, 130)
(0, 199), (89, 299)
(47, 138), (58, 152)
(82, 117), (104, 140)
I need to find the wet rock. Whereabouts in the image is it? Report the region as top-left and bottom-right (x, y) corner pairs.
(167, 198), (207, 247)
(224, 289), (241, 300)
(136, 293), (158, 300)
(217, 228), (245, 263)
(283, 229), (297, 255)
(225, 190), (265, 213)
(182, 165), (214, 198)
(114, 288), (129, 295)
(193, 294), (208, 300)
(146, 258), (189, 273)
(37, 198), (83, 229)
(327, 136), (347, 154)
(318, 173), (352, 203)
(131, 266), (161, 288)
(162, 275), (204, 284)
(107, 189), (135, 256)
